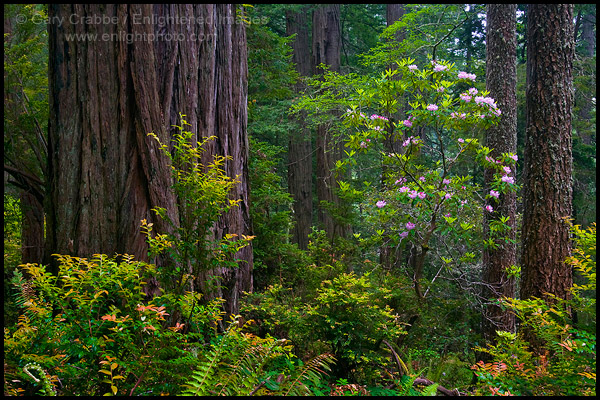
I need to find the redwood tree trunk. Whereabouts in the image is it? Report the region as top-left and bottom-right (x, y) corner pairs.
(380, 4), (406, 270)
(47, 4), (252, 314)
(520, 4), (574, 304)
(287, 7), (313, 250)
(312, 5), (349, 240)
(481, 3), (518, 347)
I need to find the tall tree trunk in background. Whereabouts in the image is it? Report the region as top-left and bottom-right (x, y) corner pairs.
(20, 190), (44, 264)
(47, 4), (252, 315)
(312, 4), (349, 240)
(521, 4), (574, 308)
(481, 3), (517, 349)
(287, 7), (313, 250)
(380, 4), (405, 270)
(578, 8), (596, 59)
(4, 10), (46, 265)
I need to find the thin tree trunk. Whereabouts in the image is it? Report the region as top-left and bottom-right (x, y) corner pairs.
(20, 190), (44, 264)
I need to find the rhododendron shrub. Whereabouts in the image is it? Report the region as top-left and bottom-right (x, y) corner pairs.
(338, 58), (518, 300)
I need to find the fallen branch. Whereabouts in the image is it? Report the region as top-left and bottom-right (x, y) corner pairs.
(414, 377), (461, 396)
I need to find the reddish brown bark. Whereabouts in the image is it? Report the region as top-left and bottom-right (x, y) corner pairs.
(47, 4), (252, 314)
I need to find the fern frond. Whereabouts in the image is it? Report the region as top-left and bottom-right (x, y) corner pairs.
(217, 337), (284, 396)
(281, 353), (335, 396)
(420, 381), (439, 396)
(182, 323), (239, 396)
(181, 343), (224, 396)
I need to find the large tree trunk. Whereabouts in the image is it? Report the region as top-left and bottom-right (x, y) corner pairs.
(481, 3), (518, 348)
(47, 4), (252, 314)
(520, 4), (574, 305)
(286, 8), (313, 250)
(312, 5), (349, 240)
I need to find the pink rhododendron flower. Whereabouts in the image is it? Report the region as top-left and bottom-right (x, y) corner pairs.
(460, 94), (472, 102)
(509, 154), (518, 161)
(408, 64), (418, 71)
(360, 141), (367, 148)
(417, 192), (426, 199)
(427, 104), (438, 111)
(403, 119), (413, 127)
(490, 190), (500, 198)
(458, 138), (465, 143)
(399, 186), (410, 193)
(485, 205), (494, 212)
(458, 71), (476, 81)
(434, 64), (447, 72)
(443, 178), (451, 185)
(370, 114), (389, 121)
(503, 166), (511, 174)
(400, 231), (409, 238)
(376, 200), (386, 208)
(501, 176), (515, 184)
(406, 222), (416, 230)
(408, 190), (418, 199)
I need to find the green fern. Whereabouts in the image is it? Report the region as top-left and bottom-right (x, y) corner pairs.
(279, 353), (336, 396)
(181, 315), (336, 396)
(181, 322), (234, 395)
(215, 336), (285, 396)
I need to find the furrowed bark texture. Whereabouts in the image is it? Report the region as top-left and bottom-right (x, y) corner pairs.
(520, 4), (574, 304)
(481, 3), (517, 344)
(312, 5), (350, 240)
(286, 8), (313, 250)
(47, 4), (252, 314)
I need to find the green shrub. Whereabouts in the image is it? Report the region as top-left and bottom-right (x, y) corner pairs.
(146, 114), (253, 296)
(4, 254), (218, 396)
(472, 222), (596, 396)
(305, 272), (406, 381)
(4, 193), (22, 326)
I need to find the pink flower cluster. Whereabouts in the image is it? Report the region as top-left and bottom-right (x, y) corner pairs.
(458, 71), (476, 80)
(402, 136), (420, 147)
(370, 114), (389, 121)
(407, 190), (426, 199)
(450, 112), (466, 119)
(402, 116), (415, 127)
